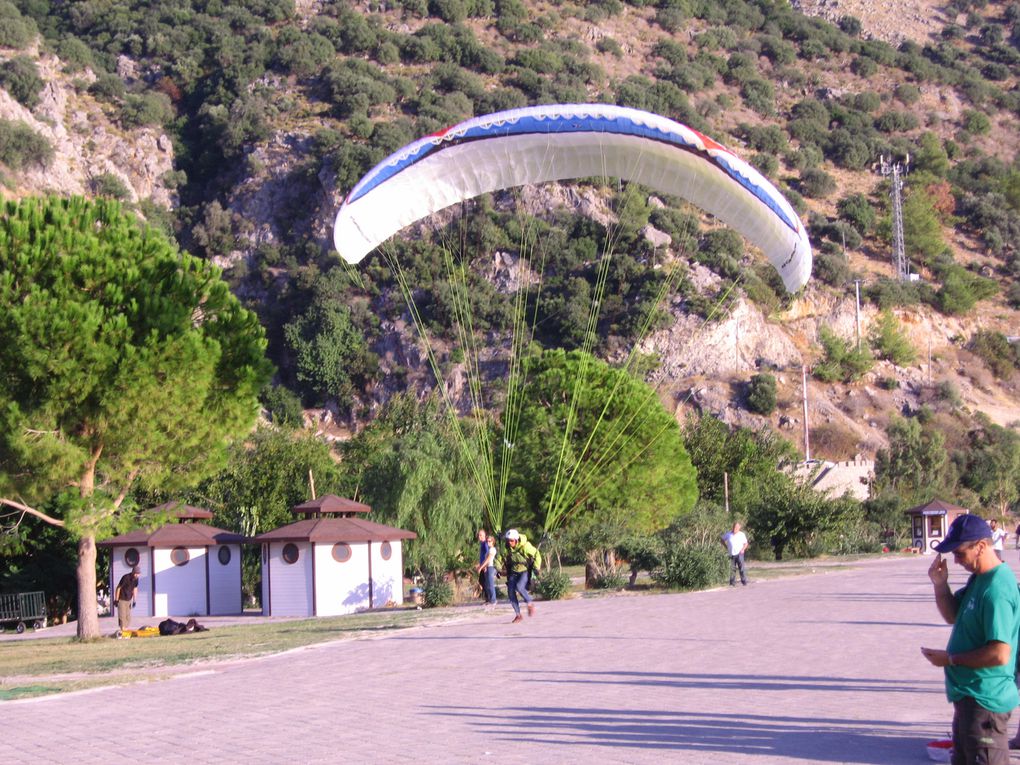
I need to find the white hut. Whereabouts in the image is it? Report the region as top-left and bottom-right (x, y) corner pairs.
(99, 503), (246, 617)
(254, 495), (416, 617)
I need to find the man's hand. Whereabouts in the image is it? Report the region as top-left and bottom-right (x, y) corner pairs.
(928, 553), (949, 587)
(921, 647), (950, 667)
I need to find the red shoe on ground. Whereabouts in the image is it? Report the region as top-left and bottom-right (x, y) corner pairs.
(511, 614), (523, 623)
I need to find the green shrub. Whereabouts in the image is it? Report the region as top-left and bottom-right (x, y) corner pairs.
(89, 72), (126, 103)
(865, 277), (922, 309)
(814, 326), (874, 382)
(969, 329), (1020, 378)
(869, 310), (917, 365)
(813, 250), (851, 287)
(651, 543), (728, 591)
(0, 119), (53, 170)
(0, 56), (44, 109)
(799, 167), (837, 198)
(0, 2), (37, 49)
(260, 384), (305, 428)
(746, 372), (777, 415)
(894, 83), (921, 105)
(933, 265), (997, 315)
(935, 380), (961, 406)
(119, 92), (174, 128)
(851, 56), (877, 77)
(839, 15), (862, 37)
(961, 109), (991, 135)
(739, 77), (774, 116)
(534, 570), (571, 600)
(596, 36), (623, 57)
(423, 577), (454, 607)
(590, 571), (627, 590)
(90, 173), (132, 200)
(55, 37), (94, 72)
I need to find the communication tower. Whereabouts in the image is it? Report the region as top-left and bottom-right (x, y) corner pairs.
(879, 155), (911, 281)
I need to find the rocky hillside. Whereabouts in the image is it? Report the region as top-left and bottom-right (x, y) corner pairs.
(0, 43), (175, 209)
(1, 0), (1018, 463)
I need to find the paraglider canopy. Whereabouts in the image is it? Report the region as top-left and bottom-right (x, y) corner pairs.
(333, 103), (812, 292)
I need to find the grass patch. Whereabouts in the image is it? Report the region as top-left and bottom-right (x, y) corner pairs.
(0, 607), (458, 698)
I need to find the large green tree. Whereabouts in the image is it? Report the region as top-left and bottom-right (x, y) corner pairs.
(190, 425), (343, 602)
(503, 349), (698, 543)
(339, 394), (477, 576)
(0, 196), (271, 639)
(198, 426), (344, 537)
(873, 415), (954, 504)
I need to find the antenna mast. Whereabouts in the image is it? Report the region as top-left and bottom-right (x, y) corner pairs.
(879, 155), (910, 281)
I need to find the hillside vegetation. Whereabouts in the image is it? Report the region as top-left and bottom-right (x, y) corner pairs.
(1, 0), (1019, 478)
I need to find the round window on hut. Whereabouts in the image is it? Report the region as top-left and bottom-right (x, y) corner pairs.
(124, 548), (140, 567)
(332, 543), (352, 563)
(218, 546), (231, 565)
(171, 547), (190, 566)
(282, 543), (300, 565)
(380, 541), (392, 560)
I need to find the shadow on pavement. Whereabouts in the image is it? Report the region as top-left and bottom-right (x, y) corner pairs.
(424, 705), (937, 762)
(513, 669), (942, 695)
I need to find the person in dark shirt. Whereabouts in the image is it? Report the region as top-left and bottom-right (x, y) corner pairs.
(115, 566), (140, 631)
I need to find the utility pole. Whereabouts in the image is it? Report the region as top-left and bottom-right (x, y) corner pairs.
(801, 364), (811, 463)
(724, 472), (730, 513)
(879, 154), (911, 281)
(854, 280), (862, 350)
(928, 336), (933, 387)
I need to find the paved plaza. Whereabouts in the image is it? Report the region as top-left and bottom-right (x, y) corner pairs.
(4, 554), (1020, 764)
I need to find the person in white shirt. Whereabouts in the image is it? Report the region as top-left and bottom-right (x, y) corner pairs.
(720, 521), (749, 586)
(990, 519), (1007, 561)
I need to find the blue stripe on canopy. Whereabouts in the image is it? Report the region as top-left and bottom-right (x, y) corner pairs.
(344, 105), (800, 235)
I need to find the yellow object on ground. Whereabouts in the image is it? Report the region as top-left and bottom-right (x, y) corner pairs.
(119, 626), (160, 638)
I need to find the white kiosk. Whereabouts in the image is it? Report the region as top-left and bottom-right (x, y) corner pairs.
(100, 503), (246, 617)
(255, 495), (416, 617)
(904, 498), (970, 554)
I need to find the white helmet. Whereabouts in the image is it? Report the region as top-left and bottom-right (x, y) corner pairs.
(505, 529), (520, 541)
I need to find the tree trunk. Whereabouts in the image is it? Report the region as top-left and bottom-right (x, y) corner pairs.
(76, 535), (101, 640)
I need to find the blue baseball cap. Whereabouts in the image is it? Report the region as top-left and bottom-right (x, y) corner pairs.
(934, 514), (992, 553)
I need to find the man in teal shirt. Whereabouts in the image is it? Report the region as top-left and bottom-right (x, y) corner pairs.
(922, 514), (1020, 765)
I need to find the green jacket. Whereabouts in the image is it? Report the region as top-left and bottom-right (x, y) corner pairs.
(498, 534), (542, 574)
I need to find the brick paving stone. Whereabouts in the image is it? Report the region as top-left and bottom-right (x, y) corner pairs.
(4, 555), (1020, 764)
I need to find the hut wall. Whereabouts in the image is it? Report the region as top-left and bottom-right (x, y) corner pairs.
(260, 545), (270, 616)
(371, 540), (404, 607)
(314, 541), (370, 616)
(110, 547), (153, 617)
(154, 546), (207, 616)
(266, 542), (313, 616)
(208, 543), (243, 615)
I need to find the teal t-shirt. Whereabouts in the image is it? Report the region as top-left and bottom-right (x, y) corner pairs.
(946, 562), (1020, 713)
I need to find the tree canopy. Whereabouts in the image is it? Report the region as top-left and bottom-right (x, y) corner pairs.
(339, 394), (478, 576)
(0, 196), (271, 638)
(502, 349), (698, 540)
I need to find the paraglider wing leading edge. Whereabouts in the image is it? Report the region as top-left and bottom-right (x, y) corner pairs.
(333, 104), (812, 293)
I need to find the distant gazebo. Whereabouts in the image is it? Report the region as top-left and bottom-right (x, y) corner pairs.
(99, 503), (246, 617)
(905, 498), (971, 554)
(254, 495), (417, 617)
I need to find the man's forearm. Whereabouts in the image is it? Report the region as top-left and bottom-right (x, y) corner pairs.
(933, 583), (957, 624)
(950, 641), (1012, 669)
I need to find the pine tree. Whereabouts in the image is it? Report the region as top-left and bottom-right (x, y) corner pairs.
(0, 197), (271, 639)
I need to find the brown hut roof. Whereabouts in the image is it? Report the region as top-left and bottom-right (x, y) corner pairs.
(98, 523), (248, 547)
(904, 498), (970, 516)
(291, 495), (371, 515)
(254, 517), (417, 544)
(149, 502), (215, 520)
